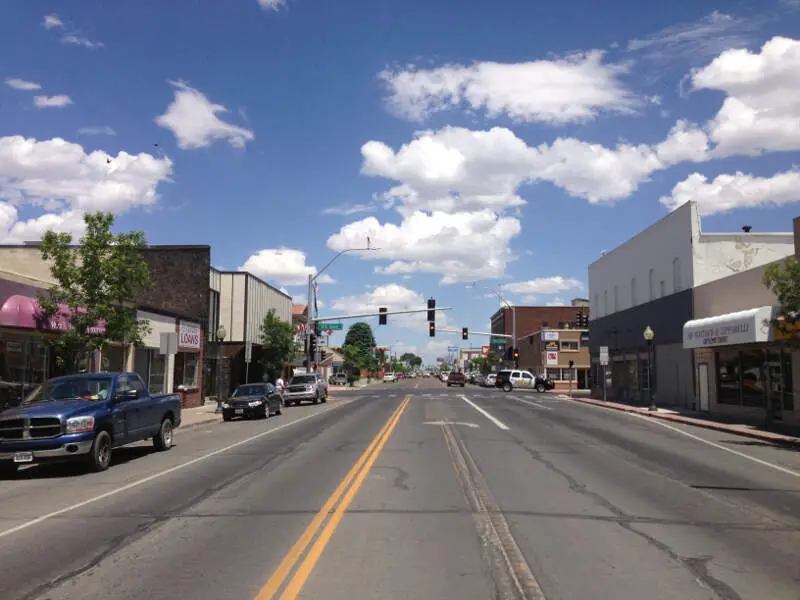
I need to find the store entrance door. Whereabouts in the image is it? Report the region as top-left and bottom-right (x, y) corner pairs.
(765, 349), (783, 421)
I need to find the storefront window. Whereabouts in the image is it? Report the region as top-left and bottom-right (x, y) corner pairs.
(133, 348), (167, 394)
(102, 345), (125, 372)
(640, 358), (650, 389)
(740, 350), (765, 407)
(782, 351), (794, 410)
(546, 368), (561, 380)
(716, 349), (741, 405)
(174, 352), (199, 389)
(0, 332), (49, 408)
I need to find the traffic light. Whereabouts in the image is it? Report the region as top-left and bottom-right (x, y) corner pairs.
(427, 298), (436, 322)
(513, 348), (519, 360)
(576, 310), (583, 327)
(583, 313), (590, 328)
(309, 334), (317, 356)
(462, 327), (468, 340)
(505, 346), (514, 360)
(569, 359), (574, 368)
(429, 322), (436, 337)
(379, 307), (387, 325)
(321, 350), (327, 360)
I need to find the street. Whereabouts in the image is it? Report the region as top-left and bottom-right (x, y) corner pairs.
(1, 378), (799, 600)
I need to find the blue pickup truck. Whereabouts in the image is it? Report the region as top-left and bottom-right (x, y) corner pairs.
(0, 372), (182, 477)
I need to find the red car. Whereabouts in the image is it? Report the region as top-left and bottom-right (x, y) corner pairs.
(446, 372), (466, 387)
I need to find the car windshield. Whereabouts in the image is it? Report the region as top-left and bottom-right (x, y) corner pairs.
(22, 377), (114, 405)
(232, 384), (266, 397)
(291, 376), (315, 384)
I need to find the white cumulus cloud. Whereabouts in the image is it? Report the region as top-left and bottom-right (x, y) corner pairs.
(43, 14), (64, 29)
(660, 169), (800, 216)
(327, 210), (521, 284)
(501, 276), (583, 295)
(239, 248), (335, 287)
(78, 126), (116, 136)
(692, 36), (800, 157)
(62, 34), (103, 49)
(5, 78), (41, 91)
(0, 135), (173, 243)
(33, 95), (72, 108)
(155, 81), (255, 150)
(380, 51), (637, 124)
(258, 0), (286, 9)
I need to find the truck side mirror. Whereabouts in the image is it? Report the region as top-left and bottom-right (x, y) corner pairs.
(117, 389), (139, 401)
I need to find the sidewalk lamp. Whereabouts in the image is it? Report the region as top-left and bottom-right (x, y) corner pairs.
(215, 325), (227, 414)
(643, 325), (655, 411)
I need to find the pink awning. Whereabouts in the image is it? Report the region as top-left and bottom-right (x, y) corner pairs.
(0, 295), (105, 334)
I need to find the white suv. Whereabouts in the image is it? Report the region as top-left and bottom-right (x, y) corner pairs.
(383, 372), (397, 383)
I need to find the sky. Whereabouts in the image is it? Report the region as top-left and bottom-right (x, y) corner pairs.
(2, 0), (800, 364)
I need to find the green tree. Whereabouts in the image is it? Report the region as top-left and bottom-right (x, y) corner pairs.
(342, 344), (363, 380)
(38, 212), (151, 374)
(260, 308), (295, 381)
(763, 257), (800, 344)
(400, 352), (416, 363)
(411, 355), (422, 367)
(343, 322), (376, 356)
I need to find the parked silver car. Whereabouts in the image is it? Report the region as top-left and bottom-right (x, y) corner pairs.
(284, 373), (328, 406)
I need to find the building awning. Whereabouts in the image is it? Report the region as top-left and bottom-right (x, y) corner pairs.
(0, 294), (105, 334)
(683, 306), (776, 349)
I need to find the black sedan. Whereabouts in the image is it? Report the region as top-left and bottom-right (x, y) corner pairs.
(222, 383), (283, 422)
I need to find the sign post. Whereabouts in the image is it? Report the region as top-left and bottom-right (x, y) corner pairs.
(599, 346), (609, 402)
(245, 342), (252, 383)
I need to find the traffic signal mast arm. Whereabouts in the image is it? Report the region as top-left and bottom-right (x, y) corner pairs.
(313, 306), (453, 322)
(435, 328), (512, 337)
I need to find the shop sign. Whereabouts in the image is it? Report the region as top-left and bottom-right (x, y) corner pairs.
(178, 321), (201, 350)
(683, 306), (773, 349)
(546, 351), (558, 366)
(545, 340), (559, 352)
(542, 331), (559, 341)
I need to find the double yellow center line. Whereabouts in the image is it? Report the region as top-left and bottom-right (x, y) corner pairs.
(255, 395), (411, 599)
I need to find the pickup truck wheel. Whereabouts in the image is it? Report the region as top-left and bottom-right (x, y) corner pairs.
(89, 431), (112, 472)
(535, 383), (546, 393)
(460, 383), (465, 387)
(312, 392), (319, 405)
(153, 418), (174, 451)
(0, 462), (18, 478)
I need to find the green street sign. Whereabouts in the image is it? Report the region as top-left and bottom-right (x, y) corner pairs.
(316, 322), (343, 331)
(491, 337), (508, 344)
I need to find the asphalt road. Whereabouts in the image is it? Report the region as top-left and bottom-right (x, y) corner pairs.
(1, 377), (799, 600)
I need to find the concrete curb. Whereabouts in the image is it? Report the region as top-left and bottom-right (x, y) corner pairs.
(564, 396), (800, 448)
(180, 415), (222, 430)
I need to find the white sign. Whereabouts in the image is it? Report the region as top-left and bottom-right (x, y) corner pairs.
(542, 331), (559, 341)
(245, 342), (252, 363)
(546, 351), (558, 366)
(599, 345), (609, 366)
(683, 306), (774, 349)
(178, 321), (201, 351)
(159, 332), (177, 355)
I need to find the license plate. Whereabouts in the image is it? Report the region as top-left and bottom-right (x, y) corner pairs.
(13, 452), (33, 463)
(235, 409), (244, 415)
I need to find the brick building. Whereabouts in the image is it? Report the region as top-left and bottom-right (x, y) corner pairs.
(491, 299), (591, 388)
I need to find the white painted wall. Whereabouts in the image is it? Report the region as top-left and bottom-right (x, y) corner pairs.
(589, 202), (694, 318)
(693, 233), (794, 287)
(245, 274), (292, 344)
(589, 201), (795, 319)
(137, 310), (176, 348)
(0, 246), (55, 287)
(218, 272), (247, 342)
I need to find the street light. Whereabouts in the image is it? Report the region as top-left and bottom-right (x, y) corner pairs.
(307, 246), (378, 371)
(468, 282), (516, 366)
(643, 325), (655, 411)
(215, 325), (227, 414)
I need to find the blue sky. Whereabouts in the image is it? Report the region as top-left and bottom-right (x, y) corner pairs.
(2, 0), (800, 363)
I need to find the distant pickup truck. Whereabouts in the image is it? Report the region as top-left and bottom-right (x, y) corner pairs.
(446, 372), (466, 387)
(0, 372), (181, 477)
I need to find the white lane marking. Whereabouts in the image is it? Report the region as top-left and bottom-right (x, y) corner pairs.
(460, 395), (509, 430)
(636, 415), (800, 478)
(389, 394), (397, 398)
(0, 400), (357, 539)
(424, 420), (479, 428)
(422, 394), (433, 398)
(510, 395), (553, 411)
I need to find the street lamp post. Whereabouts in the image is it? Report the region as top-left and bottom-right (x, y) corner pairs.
(643, 325), (655, 411)
(468, 282), (516, 366)
(215, 325), (227, 414)
(306, 246), (377, 372)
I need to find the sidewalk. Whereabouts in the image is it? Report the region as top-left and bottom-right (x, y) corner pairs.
(560, 394), (800, 448)
(328, 378), (383, 393)
(180, 404), (222, 429)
